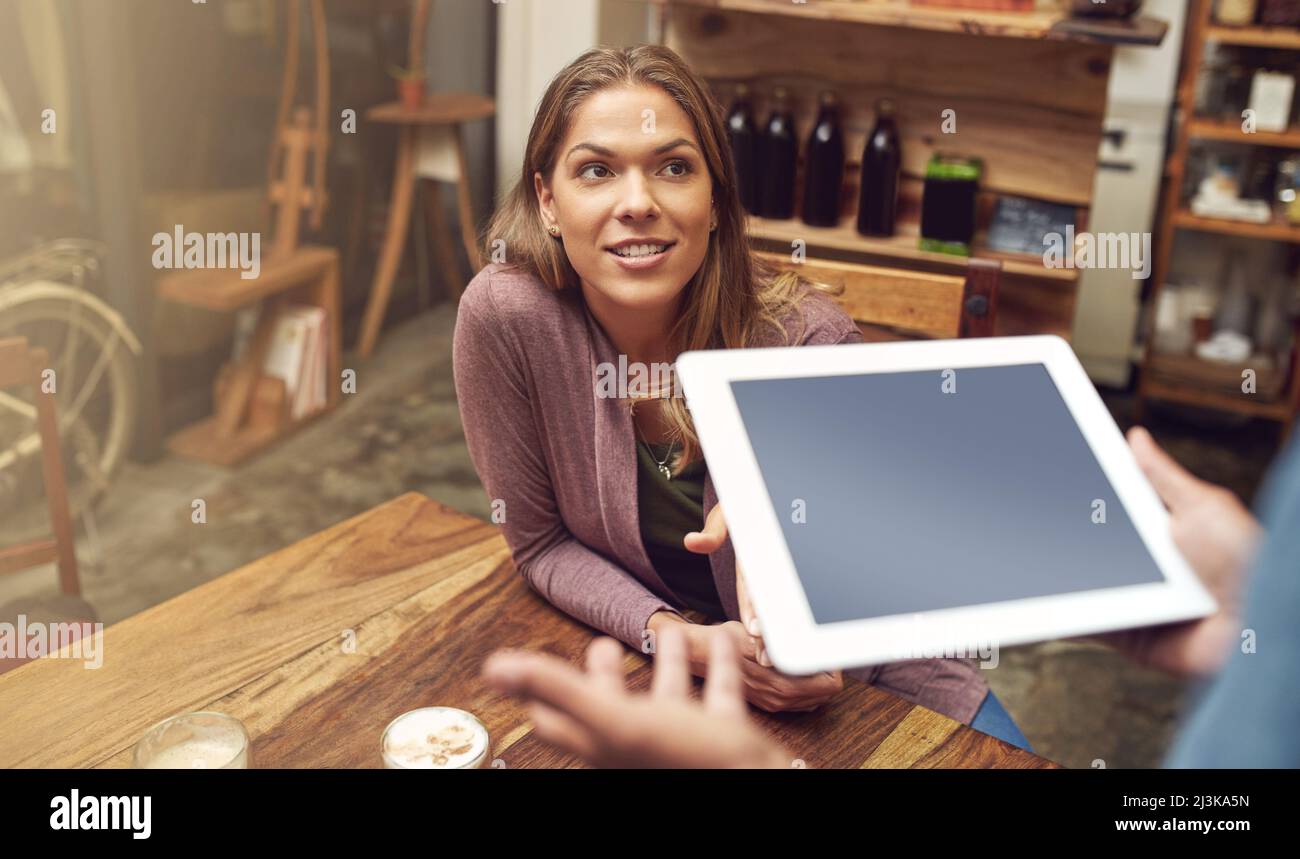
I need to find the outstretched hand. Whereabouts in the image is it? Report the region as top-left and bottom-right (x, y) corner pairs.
(483, 625), (791, 768)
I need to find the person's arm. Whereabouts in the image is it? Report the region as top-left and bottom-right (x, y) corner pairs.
(452, 274), (680, 649)
(1165, 434), (1300, 767)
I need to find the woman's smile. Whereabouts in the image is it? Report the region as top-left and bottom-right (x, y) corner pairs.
(606, 238), (678, 270)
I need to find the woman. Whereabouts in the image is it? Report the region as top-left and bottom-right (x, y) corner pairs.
(454, 45), (1010, 731)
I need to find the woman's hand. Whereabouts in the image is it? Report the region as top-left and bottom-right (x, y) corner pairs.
(684, 504), (770, 665)
(650, 579), (842, 712)
(695, 621), (843, 712)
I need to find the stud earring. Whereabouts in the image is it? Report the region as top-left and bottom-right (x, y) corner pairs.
(548, 224), (560, 236)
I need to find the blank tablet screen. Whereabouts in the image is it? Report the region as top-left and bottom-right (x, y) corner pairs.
(728, 363), (1164, 625)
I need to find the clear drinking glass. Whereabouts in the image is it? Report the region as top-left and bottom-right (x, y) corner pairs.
(133, 711), (250, 769)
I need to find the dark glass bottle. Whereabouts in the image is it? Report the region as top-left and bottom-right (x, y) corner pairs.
(857, 98), (902, 237)
(726, 84), (759, 214)
(758, 87), (797, 220)
(801, 90), (845, 227)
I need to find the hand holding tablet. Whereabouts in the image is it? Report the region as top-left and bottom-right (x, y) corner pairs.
(1098, 426), (1259, 677)
(684, 505), (769, 665)
(678, 335), (1218, 675)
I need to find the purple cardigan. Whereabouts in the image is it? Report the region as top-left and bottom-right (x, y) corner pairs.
(453, 263), (988, 723)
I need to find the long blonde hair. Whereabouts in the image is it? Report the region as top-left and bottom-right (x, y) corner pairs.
(482, 45), (832, 474)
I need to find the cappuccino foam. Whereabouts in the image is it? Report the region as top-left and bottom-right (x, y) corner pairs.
(144, 736), (247, 769)
(383, 707), (488, 769)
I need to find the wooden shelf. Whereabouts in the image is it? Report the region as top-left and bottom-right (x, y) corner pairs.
(1172, 208), (1300, 242)
(745, 213), (1078, 283)
(1142, 2), (1300, 440)
(157, 247), (342, 468)
(1142, 375), (1295, 421)
(158, 246), (339, 312)
(1205, 23), (1300, 49)
(1187, 116), (1300, 147)
(167, 403), (337, 467)
(653, 0), (1168, 45)
(1148, 349), (1289, 398)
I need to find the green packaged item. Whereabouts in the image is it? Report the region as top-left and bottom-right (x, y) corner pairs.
(920, 155), (982, 257)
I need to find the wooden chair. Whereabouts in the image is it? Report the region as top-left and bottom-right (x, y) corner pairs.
(756, 252), (1001, 340)
(0, 337), (97, 674)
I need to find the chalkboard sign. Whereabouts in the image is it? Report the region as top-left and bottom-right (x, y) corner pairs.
(985, 196), (1076, 256)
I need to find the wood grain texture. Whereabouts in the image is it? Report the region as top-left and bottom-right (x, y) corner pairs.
(656, 0), (1167, 45)
(757, 251), (967, 339)
(0, 493), (1056, 769)
(365, 94), (496, 126)
(666, 4), (1110, 205)
(157, 246), (339, 312)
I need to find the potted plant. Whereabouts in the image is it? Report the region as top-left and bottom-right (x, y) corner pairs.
(389, 65), (425, 111)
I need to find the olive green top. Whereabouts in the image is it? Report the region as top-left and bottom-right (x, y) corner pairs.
(636, 440), (725, 618)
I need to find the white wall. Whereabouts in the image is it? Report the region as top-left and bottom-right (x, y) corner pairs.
(494, 0), (651, 201)
(427, 0), (496, 227)
(1071, 0), (1189, 386)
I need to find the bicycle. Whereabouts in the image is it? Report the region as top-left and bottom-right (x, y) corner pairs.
(0, 239), (142, 545)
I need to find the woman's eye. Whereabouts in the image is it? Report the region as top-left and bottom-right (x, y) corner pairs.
(579, 163), (611, 180)
(662, 160), (691, 177)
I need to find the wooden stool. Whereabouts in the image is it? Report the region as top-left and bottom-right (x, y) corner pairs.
(357, 92), (495, 358)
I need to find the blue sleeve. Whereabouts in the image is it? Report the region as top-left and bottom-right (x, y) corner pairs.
(1164, 435), (1300, 767)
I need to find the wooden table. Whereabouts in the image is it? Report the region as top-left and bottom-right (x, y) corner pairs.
(356, 94), (495, 359)
(0, 493), (1055, 769)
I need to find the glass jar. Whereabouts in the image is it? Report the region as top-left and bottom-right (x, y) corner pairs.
(1224, 64), (1255, 119)
(1216, 0), (1259, 26)
(1274, 155), (1300, 223)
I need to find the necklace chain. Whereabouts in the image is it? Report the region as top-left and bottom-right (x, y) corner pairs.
(634, 420), (674, 481)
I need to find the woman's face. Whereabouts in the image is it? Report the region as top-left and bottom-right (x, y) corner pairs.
(535, 84), (715, 314)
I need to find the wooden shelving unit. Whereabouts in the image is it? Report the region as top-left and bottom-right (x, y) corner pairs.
(1140, 0), (1300, 440)
(155, 110), (343, 468)
(1172, 208), (1300, 243)
(657, 0), (1159, 338)
(1205, 23), (1300, 49)
(157, 249), (342, 468)
(739, 174), (1082, 284)
(746, 213), (1078, 283)
(1142, 373), (1296, 420)
(1186, 115), (1300, 147)
(651, 0), (1167, 45)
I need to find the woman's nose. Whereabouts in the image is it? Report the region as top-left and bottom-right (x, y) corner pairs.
(614, 173), (659, 221)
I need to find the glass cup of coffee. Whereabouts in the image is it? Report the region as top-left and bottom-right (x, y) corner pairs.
(381, 707), (489, 769)
(133, 711), (250, 769)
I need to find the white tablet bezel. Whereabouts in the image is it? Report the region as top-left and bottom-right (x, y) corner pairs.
(677, 335), (1217, 675)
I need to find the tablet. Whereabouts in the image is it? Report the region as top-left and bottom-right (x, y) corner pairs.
(677, 335), (1216, 675)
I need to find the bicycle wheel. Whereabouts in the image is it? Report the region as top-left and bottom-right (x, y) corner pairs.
(0, 286), (139, 543)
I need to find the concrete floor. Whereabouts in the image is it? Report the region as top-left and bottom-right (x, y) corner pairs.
(3, 302), (1282, 769)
